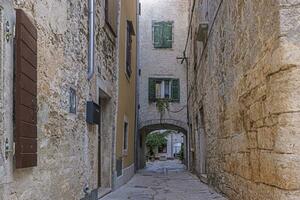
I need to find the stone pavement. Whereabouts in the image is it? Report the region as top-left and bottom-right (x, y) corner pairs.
(101, 160), (227, 200)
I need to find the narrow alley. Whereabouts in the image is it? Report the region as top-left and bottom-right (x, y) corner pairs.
(102, 160), (226, 200)
(0, 0), (300, 200)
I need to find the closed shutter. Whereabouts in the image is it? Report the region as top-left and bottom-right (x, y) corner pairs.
(153, 22), (163, 48)
(153, 22), (173, 48)
(15, 9), (38, 169)
(105, 0), (117, 36)
(171, 79), (180, 102)
(162, 22), (173, 48)
(149, 78), (156, 102)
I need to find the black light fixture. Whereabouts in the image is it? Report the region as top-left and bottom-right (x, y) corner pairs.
(69, 87), (77, 114)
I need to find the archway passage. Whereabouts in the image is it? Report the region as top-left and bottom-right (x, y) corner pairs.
(136, 119), (188, 170)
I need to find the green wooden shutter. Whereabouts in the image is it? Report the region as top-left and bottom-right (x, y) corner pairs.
(153, 22), (163, 48)
(162, 22), (173, 48)
(171, 79), (180, 102)
(149, 78), (156, 102)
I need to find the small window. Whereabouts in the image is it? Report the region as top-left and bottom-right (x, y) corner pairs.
(149, 78), (180, 102)
(158, 144), (167, 153)
(123, 122), (128, 151)
(152, 21), (173, 48)
(126, 21), (135, 78)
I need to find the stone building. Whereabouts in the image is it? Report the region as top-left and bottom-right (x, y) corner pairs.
(163, 131), (184, 159)
(114, 0), (138, 189)
(0, 0), (120, 199)
(187, 0), (300, 199)
(137, 0), (189, 169)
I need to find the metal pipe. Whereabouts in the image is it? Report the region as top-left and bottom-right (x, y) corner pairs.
(88, 0), (95, 80)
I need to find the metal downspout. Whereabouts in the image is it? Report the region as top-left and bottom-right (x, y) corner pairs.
(88, 0), (95, 80)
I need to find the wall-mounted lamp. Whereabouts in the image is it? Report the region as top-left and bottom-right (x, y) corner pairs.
(69, 87), (77, 114)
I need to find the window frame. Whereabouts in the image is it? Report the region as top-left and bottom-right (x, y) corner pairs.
(125, 20), (135, 78)
(149, 78), (180, 102)
(152, 21), (174, 49)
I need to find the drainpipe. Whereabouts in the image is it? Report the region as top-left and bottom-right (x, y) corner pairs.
(87, 0), (95, 80)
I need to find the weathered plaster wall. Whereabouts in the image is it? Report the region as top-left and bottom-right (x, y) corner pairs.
(138, 0), (189, 126)
(0, 0), (118, 199)
(188, 0), (300, 199)
(115, 0), (137, 188)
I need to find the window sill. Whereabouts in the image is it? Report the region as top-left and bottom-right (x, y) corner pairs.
(149, 98), (179, 103)
(125, 71), (132, 82)
(152, 47), (174, 51)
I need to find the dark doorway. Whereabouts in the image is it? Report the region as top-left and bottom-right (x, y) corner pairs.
(98, 97), (102, 188)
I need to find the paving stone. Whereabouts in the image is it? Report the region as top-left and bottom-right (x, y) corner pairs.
(101, 160), (227, 200)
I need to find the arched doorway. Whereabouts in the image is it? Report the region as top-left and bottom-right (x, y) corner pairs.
(136, 119), (188, 170)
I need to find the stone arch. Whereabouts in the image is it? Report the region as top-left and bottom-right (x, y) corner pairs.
(139, 119), (188, 135)
(136, 119), (188, 170)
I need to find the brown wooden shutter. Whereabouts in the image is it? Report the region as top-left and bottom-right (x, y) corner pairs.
(15, 9), (37, 169)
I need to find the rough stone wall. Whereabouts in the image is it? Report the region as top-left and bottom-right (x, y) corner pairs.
(138, 0), (189, 128)
(187, 0), (300, 199)
(0, 0), (118, 199)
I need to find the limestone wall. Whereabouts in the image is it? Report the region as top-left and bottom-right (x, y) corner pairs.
(188, 0), (300, 199)
(0, 0), (118, 199)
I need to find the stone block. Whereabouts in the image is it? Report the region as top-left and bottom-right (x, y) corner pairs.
(260, 152), (300, 190)
(257, 127), (274, 150)
(274, 113), (300, 154)
(249, 149), (260, 182)
(231, 133), (249, 153)
(266, 67), (300, 114)
(249, 101), (264, 122)
(235, 153), (251, 180)
(246, 131), (257, 149)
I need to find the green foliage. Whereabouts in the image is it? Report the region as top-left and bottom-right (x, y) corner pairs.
(146, 131), (169, 157)
(156, 99), (169, 121)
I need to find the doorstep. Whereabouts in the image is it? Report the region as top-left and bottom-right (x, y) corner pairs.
(199, 173), (208, 184)
(98, 187), (112, 199)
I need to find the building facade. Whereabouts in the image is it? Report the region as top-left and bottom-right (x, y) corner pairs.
(159, 131), (184, 159)
(187, 0), (300, 199)
(0, 0), (120, 199)
(114, 0), (138, 189)
(137, 0), (189, 169)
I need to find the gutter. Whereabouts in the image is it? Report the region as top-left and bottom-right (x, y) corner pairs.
(88, 0), (95, 80)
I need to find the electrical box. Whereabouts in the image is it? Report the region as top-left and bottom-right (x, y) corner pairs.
(197, 22), (208, 42)
(86, 101), (100, 125)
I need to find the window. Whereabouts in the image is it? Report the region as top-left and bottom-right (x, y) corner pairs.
(155, 80), (170, 99)
(123, 122), (128, 151)
(152, 21), (173, 48)
(158, 144), (167, 153)
(126, 21), (135, 78)
(105, 0), (117, 36)
(69, 87), (76, 114)
(149, 78), (180, 102)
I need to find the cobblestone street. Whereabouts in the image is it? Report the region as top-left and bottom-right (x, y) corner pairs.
(101, 160), (226, 200)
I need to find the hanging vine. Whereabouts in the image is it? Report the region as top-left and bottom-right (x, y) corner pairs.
(156, 99), (169, 123)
